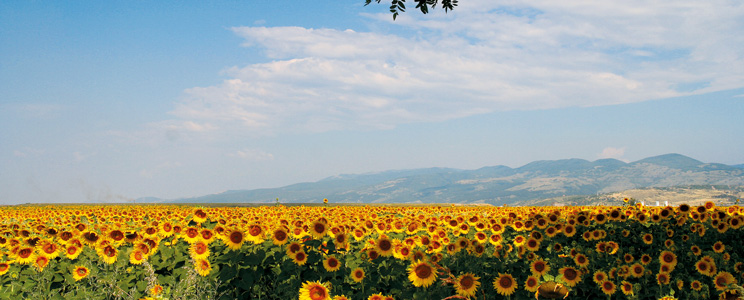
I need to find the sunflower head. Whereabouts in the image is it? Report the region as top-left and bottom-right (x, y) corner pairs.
(72, 266), (89, 281)
(408, 260), (437, 288)
(493, 273), (517, 296)
(299, 281), (331, 300)
(454, 273), (480, 298)
(537, 281), (569, 299)
(351, 267), (365, 283)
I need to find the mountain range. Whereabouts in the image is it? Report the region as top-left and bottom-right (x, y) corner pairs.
(139, 153), (744, 205)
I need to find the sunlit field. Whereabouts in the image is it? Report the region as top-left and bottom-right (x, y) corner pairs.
(1, 200), (742, 300)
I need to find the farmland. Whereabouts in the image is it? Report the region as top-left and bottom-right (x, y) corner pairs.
(0, 201), (742, 300)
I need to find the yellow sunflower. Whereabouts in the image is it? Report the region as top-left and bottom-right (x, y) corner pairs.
(620, 281), (634, 295)
(129, 249), (147, 265)
(375, 235), (394, 257)
(194, 258), (211, 277)
(191, 208), (208, 224)
(350, 267), (365, 283)
(659, 250), (678, 270)
(600, 280), (616, 296)
(292, 251), (308, 266)
(525, 237), (540, 252)
(524, 275), (540, 292)
(630, 263), (645, 278)
(15, 247), (36, 265)
(713, 241), (725, 253)
(34, 256), (49, 271)
(713, 271), (736, 291)
(182, 227), (200, 244)
(299, 281), (331, 300)
(537, 281), (569, 299)
(408, 260), (437, 288)
(322, 255), (341, 272)
(593, 271), (608, 284)
(454, 273), (480, 298)
(695, 258), (714, 276)
(225, 229), (245, 250)
(642, 233), (653, 245)
(39, 240), (61, 259)
(559, 266), (582, 287)
(574, 253), (589, 268)
(657, 272), (670, 285)
(0, 263), (9, 276)
(62, 244), (82, 260)
(98, 245), (118, 265)
(493, 273), (517, 296)
(309, 220), (329, 240)
(72, 265), (89, 281)
(530, 259), (550, 277)
(246, 224), (265, 244)
(189, 240), (210, 260)
(272, 228), (289, 246)
(690, 280), (703, 291)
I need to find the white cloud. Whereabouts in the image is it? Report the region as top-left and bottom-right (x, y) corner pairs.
(168, 0), (744, 135)
(598, 147), (627, 161)
(13, 148), (45, 158)
(228, 148), (274, 161)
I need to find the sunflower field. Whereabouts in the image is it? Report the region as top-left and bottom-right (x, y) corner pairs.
(1, 201), (743, 300)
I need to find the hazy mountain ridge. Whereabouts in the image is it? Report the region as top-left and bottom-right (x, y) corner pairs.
(141, 154), (744, 205)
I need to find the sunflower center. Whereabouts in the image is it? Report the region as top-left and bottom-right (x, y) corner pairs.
(460, 276), (474, 289)
(308, 286), (326, 300)
(415, 264), (432, 279)
(19, 248), (32, 258)
(43, 244), (56, 254)
(274, 230), (287, 241)
(230, 231), (244, 244)
(534, 262), (545, 272)
(134, 251), (143, 260)
(295, 252), (306, 261)
(663, 254), (674, 263)
(314, 223), (326, 234)
(249, 226), (262, 237)
(104, 246), (116, 257)
(499, 276), (513, 288)
(379, 240), (392, 251)
(110, 230), (124, 241)
(77, 268), (87, 276)
(716, 277), (728, 287)
(563, 268), (577, 280)
(195, 243), (207, 254)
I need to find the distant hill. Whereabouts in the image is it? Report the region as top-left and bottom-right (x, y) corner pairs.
(139, 153), (744, 205)
(514, 185), (744, 207)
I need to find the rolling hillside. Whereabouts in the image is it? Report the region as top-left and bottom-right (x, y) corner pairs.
(140, 154), (744, 205)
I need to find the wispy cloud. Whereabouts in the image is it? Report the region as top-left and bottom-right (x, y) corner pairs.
(228, 148), (274, 161)
(167, 0), (743, 135)
(598, 147), (627, 161)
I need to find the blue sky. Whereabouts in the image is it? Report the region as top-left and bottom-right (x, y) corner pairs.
(1, 0), (743, 204)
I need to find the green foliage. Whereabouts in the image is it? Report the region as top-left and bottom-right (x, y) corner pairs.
(365, 0), (459, 20)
